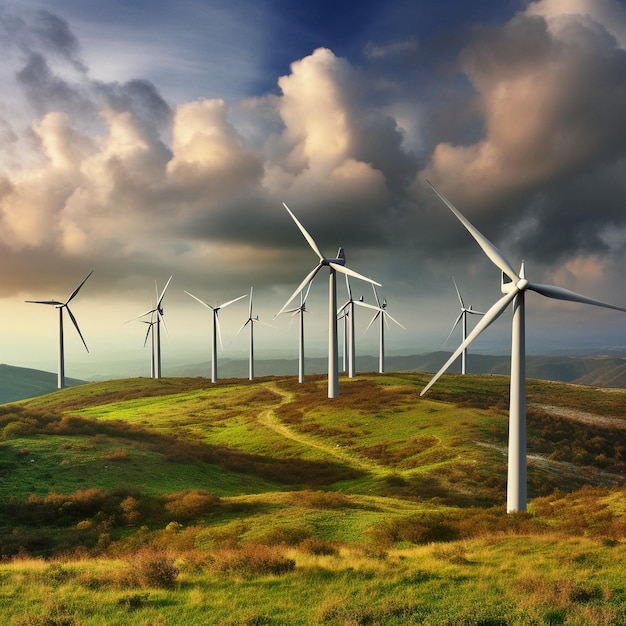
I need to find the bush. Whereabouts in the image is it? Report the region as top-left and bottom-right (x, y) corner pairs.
(164, 489), (220, 521)
(213, 544), (296, 577)
(134, 551), (179, 588)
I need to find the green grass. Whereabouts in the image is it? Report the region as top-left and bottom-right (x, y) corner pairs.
(0, 372), (625, 623)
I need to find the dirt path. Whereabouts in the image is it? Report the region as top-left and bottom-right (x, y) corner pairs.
(530, 404), (626, 430)
(257, 383), (382, 473)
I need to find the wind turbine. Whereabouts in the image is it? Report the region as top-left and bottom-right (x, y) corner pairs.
(139, 314), (158, 378)
(236, 287), (273, 380)
(421, 180), (626, 513)
(337, 276), (358, 378)
(277, 202), (381, 398)
(185, 290), (247, 383)
(359, 285), (405, 373)
(445, 277), (485, 375)
(26, 270), (93, 389)
(131, 276), (172, 379)
(279, 284), (311, 383)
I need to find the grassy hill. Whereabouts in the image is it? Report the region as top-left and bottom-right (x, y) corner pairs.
(0, 373), (625, 624)
(0, 363), (84, 403)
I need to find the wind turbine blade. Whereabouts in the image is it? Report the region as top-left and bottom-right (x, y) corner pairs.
(330, 263), (381, 287)
(468, 308), (486, 316)
(157, 275), (173, 308)
(528, 283), (626, 313)
(185, 291), (215, 311)
(283, 202), (324, 260)
(25, 300), (63, 306)
(276, 263), (323, 317)
(452, 276), (465, 309)
(143, 323), (152, 348)
(371, 284), (381, 307)
(221, 293), (248, 309)
(302, 281), (313, 304)
(384, 310), (405, 330)
(426, 181), (519, 283)
(337, 300), (351, 315)
(65, 305), (89, 353)
(345, 274), (353, 300)
(126, 307), (157, 323)
(252, 317), (276, 329)
(235, 318), (251, 337)
(444, 312), (463, 345)
(364, 311), (381, 333)
(248, 286), (253, 318)
(353, 300), (380, 313)
(421, 289), (518, 396)
(65, 270), (94, 305)
(158, 311), (171, 340)
(215, 313), (224, 352)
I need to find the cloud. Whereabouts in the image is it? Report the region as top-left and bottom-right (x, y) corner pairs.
(420, 0), (626, 271)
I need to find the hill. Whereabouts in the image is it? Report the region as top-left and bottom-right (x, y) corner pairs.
(0, 373), (625, 623)
(0, 363), (84, 403)
(170, 352), (626, 387)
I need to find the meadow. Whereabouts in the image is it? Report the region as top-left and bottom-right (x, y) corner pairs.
(0, 373), (625, 624)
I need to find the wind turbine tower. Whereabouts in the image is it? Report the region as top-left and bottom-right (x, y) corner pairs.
(26, 271), (93, 389)
(421, 181), (626, 513)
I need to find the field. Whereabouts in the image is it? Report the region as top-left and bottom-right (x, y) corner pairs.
(0, 372), (625, 624)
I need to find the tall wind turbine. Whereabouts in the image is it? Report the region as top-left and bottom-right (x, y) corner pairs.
(26, 271), (93, 389)
(185, 290), (247, 383)
(445, 277), (484, 375)
(359, 285), (405, 373)
(131, 276), (172, 379)
(280, 284), (311, 383)
(236, 287), (273, 380)
(421, 181), (626, 513)
(277, 202), (380, 398)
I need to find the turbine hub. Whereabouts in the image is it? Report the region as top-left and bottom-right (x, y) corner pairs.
(516, 278), (529, 291)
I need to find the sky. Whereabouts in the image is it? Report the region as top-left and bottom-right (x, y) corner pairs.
(1, 0), (626, 379)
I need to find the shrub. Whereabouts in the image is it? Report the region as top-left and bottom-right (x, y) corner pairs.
(213, 544), (296, 577)
(299, 536), (338, 556)
(164, 489), (220, 521)
(134, 551), (179, 588)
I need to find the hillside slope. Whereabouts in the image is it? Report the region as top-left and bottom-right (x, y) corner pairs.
(0, 364), (84, 403)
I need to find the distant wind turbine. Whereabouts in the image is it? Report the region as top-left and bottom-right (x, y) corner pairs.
(26, 271), (93, 389)
(130, 276), (172, 379)
(445, 277), (485, 375)
(337, 276), (358, 378)
(279, 283), (311, 383)
(139, 315), (158, 378)
(185, 290), (247, 383)
(359, 285), (405, 373)
(236, 287), (273, 380)
(277, 202), (380, 398)
(421, 180), (626, 513)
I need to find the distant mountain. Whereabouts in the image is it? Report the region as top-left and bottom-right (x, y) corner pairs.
(2, 352), (624, 405)
(169, 353), (626, 388)
(0, 364), (85, 404)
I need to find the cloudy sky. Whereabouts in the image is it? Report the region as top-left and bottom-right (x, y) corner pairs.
(1, 0), (625, 378)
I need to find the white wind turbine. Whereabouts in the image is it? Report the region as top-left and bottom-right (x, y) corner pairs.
(279, 283), (312, 383)
(139, 314), (158, 378)
(131, 276), (172, 379)
(359, 285), (405, 373)
(445, 277), (485, 375)
(421, 181), (626, 513)
(236, 286), (273, 380)
(337, 276), (359, 378)
(185, 290), (247, 383)
(277, 203), (380, 398)
(26, 271), (93, 389)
